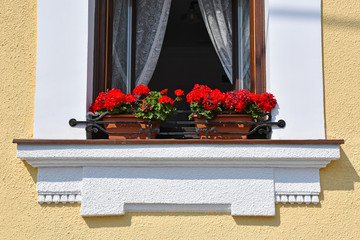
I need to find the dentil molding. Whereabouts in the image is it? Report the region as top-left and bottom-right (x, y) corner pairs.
(15, 140), (342, 216)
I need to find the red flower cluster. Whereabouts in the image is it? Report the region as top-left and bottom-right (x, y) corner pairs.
(160, 89), (168, 95)
(104, 89), (126, 110)
(186, 84), (277, 117)
(186, 85), (225, 111)
(133, 84), (150, 96)
(158, 96), (174, 106)
(90, 91), (107, 113)
(186, 84), (212, 104)
(175, 89), (184, 97)
(126, 93), (138, 103)
(204, 89), (225, 111)
(223, 90), (252, 113)
(253, 92), (277, 112)
(90, 89), (138, 113)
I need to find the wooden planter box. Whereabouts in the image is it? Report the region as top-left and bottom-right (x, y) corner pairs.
(103, 114), (160, 139)
(194, 114), (253, 139)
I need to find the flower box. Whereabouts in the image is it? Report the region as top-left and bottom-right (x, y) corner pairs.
(103, 114), (160, 139)
(186, 84), (277, 139)
(194, 114), (253, 139)
(90, 85), (184, 139)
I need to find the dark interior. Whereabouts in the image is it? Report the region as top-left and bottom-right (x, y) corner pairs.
(148, 0), (234, 138)
(149, 0), (233, 108)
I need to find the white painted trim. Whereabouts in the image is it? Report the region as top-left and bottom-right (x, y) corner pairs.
(34, 0), (90, 139)
(16, 143), (340, 216)
(268, 0), (325, 139)
(17, 144), (340, 168)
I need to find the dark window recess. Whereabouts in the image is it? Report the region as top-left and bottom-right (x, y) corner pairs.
(93, 0), (266, 99)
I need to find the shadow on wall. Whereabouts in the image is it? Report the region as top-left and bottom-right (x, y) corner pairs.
(23, 160), (37, 184)
(320, 148), (360, 191)
(83, 209), (281, 228)
(84, 215), (132, 228)
(83, 204), (325, 228)
(323, 16), (360, 29)
(271, 7), (360, 29)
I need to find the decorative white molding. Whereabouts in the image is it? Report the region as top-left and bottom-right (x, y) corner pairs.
(275, 194), (319, 205)
(38, 193), (81, 204)
(16, 142), (340, 216)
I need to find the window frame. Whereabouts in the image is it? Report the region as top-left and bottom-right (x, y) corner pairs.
(249, 0), (266, 94)
(92, 0), (266, 99)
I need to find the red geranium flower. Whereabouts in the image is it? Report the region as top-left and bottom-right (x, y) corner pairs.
(104, 88), (127, 111)
(235, 101), (247, 112)
(174, 89), (184, 97)
(186, 84), (212, 104)
(126, 93), (138, 103)
(210, 89), (225, 104)
(160, 89), (168, 95)
(222, 90), (252, 112)
(253, 92), (277, 112)
(159, 96), (174, 106)
(90, 88), (139, 113)
(204, 103), (218, 111)
(90, 91), (108, 113)
(133, 84), (150, 96)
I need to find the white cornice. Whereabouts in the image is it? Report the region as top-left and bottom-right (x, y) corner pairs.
(17, 143), (340, 168)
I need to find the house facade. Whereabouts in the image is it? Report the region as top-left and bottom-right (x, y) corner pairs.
(1, 0), (359, 239)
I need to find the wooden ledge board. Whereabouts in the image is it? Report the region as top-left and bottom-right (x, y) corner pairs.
(13, 139), (345, 145)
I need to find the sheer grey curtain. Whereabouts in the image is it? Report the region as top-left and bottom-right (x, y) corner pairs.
(198, 0), (250, 89)
(112, 0), (172, 92)
(135, 0), (172, 87)
(112, 0), (130, 91)
(198, 0), (233, 82)
(239, 0), (251, 90)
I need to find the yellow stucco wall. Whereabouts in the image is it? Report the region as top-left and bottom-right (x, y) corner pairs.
(1, 0), (359, 239)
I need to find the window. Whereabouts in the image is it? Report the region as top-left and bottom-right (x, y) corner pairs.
(18, 0), (339, 217)
(32, 0), (326, 140)
(92, 0), (266, 100)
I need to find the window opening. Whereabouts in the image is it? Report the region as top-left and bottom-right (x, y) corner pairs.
(150, 0), (233, 106)
(93, 0), (265, 100)
(90, 0), (268, 139)
(108, 0), (252, 95)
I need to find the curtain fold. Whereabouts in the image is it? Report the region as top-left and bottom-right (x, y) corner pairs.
(112, 0), (130, 91)
(198, 0), (233, 83)
(135, 0), (172, 86)
(112, 0), (172, 91)
(239, 0), (251, 90)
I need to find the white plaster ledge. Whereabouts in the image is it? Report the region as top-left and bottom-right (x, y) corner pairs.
(15, 140), (342, 216)
(17, 143), (340, 168)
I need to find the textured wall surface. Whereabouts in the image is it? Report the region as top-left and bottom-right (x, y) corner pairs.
(1, 0), (360, 239)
